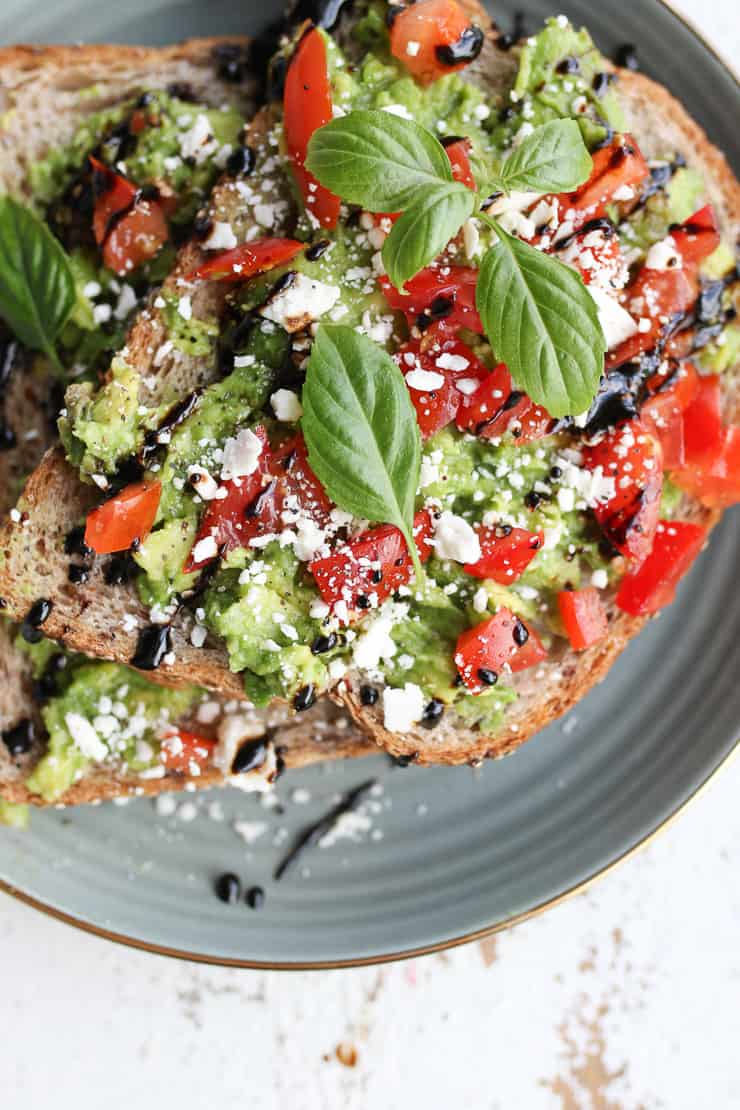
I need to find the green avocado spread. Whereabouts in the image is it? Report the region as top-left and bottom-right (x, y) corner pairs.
(51, 7), (738, 742)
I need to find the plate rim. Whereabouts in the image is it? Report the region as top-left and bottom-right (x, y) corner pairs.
(1, 0), (738, 969)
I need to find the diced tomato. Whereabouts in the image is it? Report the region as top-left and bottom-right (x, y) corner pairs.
(558, 587), (609, 650)
(463, 526), (544, 583)
(444, 137), (476, 190)
(395, 336), (484, 438)
(673, 426), (740, 508)
(559, 224), (626, 288)
(84, 480), (161, 555)
(129, 109), (149, 135)
(670, 205), (721, 266)
(284, 27), (340, 229)
(380, 265), (482, 334)
(389, 0), (483, 86)
(607, 265), (699, 368)
(682, 373), (723, 467)
(615, 520), (706, 615)
(188, 238), (304, 282)
(454, 608), (547, 692)
(90, 156), (169, 275)
(455, 361), (554, 442)
(556, 135), (649, 228)
(272, 433), (333, 525)
(642, 361), (699, 471)
(160, 730), (216, 773)
(310, 511), (434, 617)
(582, 419), (663, 564)
(183, 427), (272, 573)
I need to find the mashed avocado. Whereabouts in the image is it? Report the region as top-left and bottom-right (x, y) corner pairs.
(25, 658), (199, 802)
(0, 800), (29, 829)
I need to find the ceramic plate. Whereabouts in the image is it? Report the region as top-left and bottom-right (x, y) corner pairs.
(0, 0), (738, 967)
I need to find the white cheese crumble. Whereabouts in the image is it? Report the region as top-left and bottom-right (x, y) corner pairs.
(186, 464), (220, 500)
(261, 272), (340, 329)
(645, 235), (682, 271)
(177, 294), (192, 321)
(433, 511), (481, 564)
(406, 368), (445, 391)
(179, 113), (213, 162)
(382, 683), (425, 733)
(270, 389), (303, 422)
(203, 221), (237, 251)
(587, 287), (639, 349)
(382, 103), (415, 120)
(405, 40), (420, 56)
(436, 352), (469, 372)
(190, 536), (218, 564)
(65, 713), (107, 761)
(591, 568), (609, 589)
(220, 427), (263, 480)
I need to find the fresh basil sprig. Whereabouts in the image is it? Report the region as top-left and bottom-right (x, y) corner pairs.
(0, 197), (75, 373)
(302, 326), (423, 578)
(306, 111), (604, 417)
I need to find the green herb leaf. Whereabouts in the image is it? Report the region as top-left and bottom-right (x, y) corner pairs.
(382, 183), (475, 289)
(302, 325), (423, 576)
(305, 109), (453, 213)
(498, 119), (592, 195)
(476, 220), (605, 416)
(0, 197), (74, 371)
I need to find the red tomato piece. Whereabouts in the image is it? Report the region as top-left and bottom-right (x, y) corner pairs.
(389, 0), (483, 85)
(284, 27), (340, 229)
(455, 362), (554, 442)
(607, 265), (699, 368)
(272, 433), (333, 525)
(183, 427), (272, 573)
(454, 608), (547, 692)
(557, 135), (649, 227)
(642, 361), (699, 471)
(559, 224), (626, 288)
(160, 730), (216, 773)
(558, 587), (609, 650)
(90, 156), (169, 275)
(380, 265), (482, 334)
(615, 520), (706, 615)
(682, 373), (723, 467)
(395, 336), (484, 438)
(310, 511), (434, 617)
(188, 238), (304, 282)
(463, 526), (544, 583)
(444, 137), (476, 190)
(670, 205), (721, 266)
(84, 480), (162, 555)
(673, 426), (740, 508)
(582, 419), (663, 564)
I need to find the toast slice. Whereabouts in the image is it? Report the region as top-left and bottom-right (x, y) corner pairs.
(0, 39), (372, 806)
(1, 8), (737, 769)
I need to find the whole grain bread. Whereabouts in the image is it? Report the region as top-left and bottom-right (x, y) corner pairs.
(0, 39), (373, 805)
(0, 10), (737, 767)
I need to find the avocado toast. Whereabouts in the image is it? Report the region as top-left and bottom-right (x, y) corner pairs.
(0, 2), (738, 771)
(0, 37), (371, 810)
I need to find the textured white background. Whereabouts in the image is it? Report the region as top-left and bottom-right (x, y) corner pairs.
(1, 3), (738, 1107)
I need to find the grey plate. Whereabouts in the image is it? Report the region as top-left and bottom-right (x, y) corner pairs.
(0, 0), (738, 967)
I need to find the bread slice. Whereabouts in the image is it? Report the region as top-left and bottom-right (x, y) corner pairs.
(0, 12), (737, 768)
(0, 40), (373, 806)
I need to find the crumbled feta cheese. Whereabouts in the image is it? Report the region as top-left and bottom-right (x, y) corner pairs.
(612, 184), (635, 202)
(65, 713), (107, 761)
(190, 624), (208, 649)
(177, 295), (192, 321)
(203, 221), (237, 250)
(270, 389), (303, 422)
(473, 586), (489, 613)
(436, 352), (469, 372)
(406, 368), (445, 391)
(382, 103), (415, 120)
(463, 218), (480, 260)
(190, 536), (218, 564)
(114, 284), (137, 321)
(92, 303), (112, 325)
(382, 683), (425, 732)
(187, 464), (220, 500)
(179, 113), (212, 161)
(83, 280), (102, 299)
(352, 610), (399, 671)
(591, 568), (609, 589)
(433, 511), (481, 564)
(455, 377), (481, 396)
(234, 353), (256, 368)
(221, 427), (263, 480)
(261, 272), (340, 329)
(587, 287), (639, 349)
(645, 236), (682, 271)
(405, 40), (420, 56)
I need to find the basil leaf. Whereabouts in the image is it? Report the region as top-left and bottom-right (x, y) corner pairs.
(0, 197), (74, 370)
(302, 325), (423, 576)
(305, 109), (453, 213)
(382, 183), (475, 290)
(499, 119), (592, 195)
(476, 223), (605, 417)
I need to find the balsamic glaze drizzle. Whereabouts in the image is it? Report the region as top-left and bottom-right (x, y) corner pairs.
(273, 778), (378, 880)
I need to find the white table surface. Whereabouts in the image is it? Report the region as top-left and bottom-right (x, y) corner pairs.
(2, 3), (738, 1106)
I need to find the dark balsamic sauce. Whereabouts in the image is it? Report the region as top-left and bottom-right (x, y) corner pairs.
(232, 737), (268, 775)
(215, 872), (242, 904)
(130, 624), (171, 670)
(420, 699), (445, 729)
(305, 238), (331, 261)
(311, 632), (338, 654)
(245, 886), (266, 909)
(294, 683), (316, 712)
(497, 11), (528, 51)
(435, 25), (484, 68)
(614, 43), (639, 71)
(21, 599), (53, 644)
(226, 144), (256, 178)
(274, 778), (377, 880)
(2, 718), (34, 756)
(140, 389), (202, 463)
(359, 684), (378, 706)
